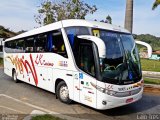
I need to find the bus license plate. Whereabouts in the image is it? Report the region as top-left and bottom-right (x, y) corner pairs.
(126, 98), (133, 103)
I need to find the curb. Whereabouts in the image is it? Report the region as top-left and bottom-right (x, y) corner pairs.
(142, 71), (160, 76)
(144, 84), (160, 89)
(23, 110), (87, 120)
(23, 110), (46, 120)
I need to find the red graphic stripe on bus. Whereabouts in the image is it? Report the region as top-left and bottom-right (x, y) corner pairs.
(21, 54), (38, 86)
(6, 54), (38, 86)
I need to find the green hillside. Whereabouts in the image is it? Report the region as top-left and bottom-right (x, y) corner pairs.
(134, 34), (160, 51)
(0, 25), (17, 38)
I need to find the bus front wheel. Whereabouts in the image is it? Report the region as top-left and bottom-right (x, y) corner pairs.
(56, 81), (72, 104)
(12, 70), (18, 83)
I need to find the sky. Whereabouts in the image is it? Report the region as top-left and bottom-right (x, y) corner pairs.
(0, 0), (160, 37)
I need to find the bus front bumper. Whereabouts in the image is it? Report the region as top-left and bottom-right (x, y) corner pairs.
(96, 87), (143, 110)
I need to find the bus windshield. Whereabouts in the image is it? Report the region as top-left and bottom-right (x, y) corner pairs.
(97, 30), (142, 85)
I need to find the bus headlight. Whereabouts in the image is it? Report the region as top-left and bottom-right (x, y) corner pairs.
(95, 85), (117, 96)
(106, 90), (117, 96)
(96, 86), (106, 93)
(91, 82), (142, 97)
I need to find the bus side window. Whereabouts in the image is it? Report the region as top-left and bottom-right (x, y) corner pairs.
(79, 44), (95, 77)
(16, 39), (25, 53)
(51, 30), (68, 58)
(5, 40), (16, 53)
(25, 37), (35, 53)
(35, 34), (47, 52)
(4, 41), (10, 53)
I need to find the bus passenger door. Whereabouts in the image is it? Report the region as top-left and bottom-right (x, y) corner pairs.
(79, 43), (97, 108)
(73, 71), (80, 102)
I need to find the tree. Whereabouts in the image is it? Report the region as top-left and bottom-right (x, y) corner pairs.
(35, 0), (97, 26)
(152, 0), (160, 10)
(17, 30), (27, 34)
(124, 0), (133, 33)
(35, 0), (55, 25)
(100, 15), (112, 24)
(106, 15), (112, 24)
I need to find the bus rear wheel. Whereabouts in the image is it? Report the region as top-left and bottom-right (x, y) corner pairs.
(56, 81), (72, 104)
(12, 70), (18, 83)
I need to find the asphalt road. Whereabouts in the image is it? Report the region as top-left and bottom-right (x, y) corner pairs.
(0, 68), (160, 120)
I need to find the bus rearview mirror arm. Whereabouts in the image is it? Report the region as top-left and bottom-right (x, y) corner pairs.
(135, 40), (152, 58)
(77, 35), (106, 58)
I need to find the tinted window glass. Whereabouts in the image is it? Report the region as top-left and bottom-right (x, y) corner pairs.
(4, 40), (17, 53)
(4, 29), (68, 56)
(0, 46), (2, 52)
(47, 30), (68, 58)
(25, 37), (35, 53)
(35, 34), (47, 52)
(65, 27), (90, 47)
(0, 40), (2, 52)
(16, 39), (25, 53)
(80, 44), (95, 76)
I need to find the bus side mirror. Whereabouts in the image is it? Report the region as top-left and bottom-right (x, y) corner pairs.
(135, 40), (152, 58)
(77, 35), (106, 58)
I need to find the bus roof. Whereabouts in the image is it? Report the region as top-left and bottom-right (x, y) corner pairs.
(6, 19), (130, 41)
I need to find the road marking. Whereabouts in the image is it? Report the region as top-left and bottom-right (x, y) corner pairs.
(0, 94), (86, 120)
(0, 94), (59, 114)
(0, 106), (25, 114)
(30, 110), (46, 114)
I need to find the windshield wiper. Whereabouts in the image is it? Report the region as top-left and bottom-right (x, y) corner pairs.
(128, 58), (141, 79)
(124, 49), (141, 80)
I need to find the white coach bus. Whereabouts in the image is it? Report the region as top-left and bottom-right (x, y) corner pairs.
(4, 19), (144, 110)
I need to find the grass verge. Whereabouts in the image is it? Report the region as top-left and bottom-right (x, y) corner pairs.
(144, 78), (160, 85)
(141, 59), (160, 72)
(31, 114), (65, 120)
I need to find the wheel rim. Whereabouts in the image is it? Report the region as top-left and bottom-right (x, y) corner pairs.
(13, 72), (17, 81)
(59, 85), (69, 100)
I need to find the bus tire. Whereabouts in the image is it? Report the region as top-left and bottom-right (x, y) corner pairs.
(12, 69), (18, 83)
(56, 81), (72, 104)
